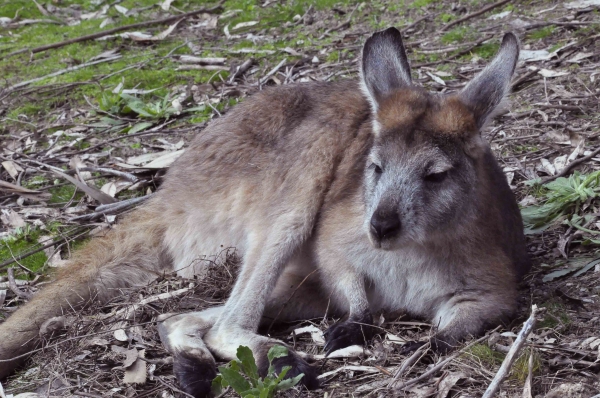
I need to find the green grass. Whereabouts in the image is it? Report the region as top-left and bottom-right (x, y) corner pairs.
(472, 42), (500, 59)
(528, 26), (555, 41)
(411, 0), (435, 7)
(538, 301), (572, 329)
(465, 344), (505, 367)
(441, 27), (471, 44)
(510, 348), (541, 383)
(0, 226), (47, 275)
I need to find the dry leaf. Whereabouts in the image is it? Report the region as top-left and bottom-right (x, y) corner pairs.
(178, 55), (226, 64)
(0, 180), (44, 195)
(142, 150), (185, 168)
(129, 21), (180, 41)
(553, 155), (568, 173)
(568, 52), (594, 63)
(86, 337), (110, 346)
(160, 0), (174, 11)
(437, 372), (465, 398)
(426, 71), (446, 85)
(123, 350), (147, 384)
(1, 160), (24, 179)
(46, 166), (117, 205)
(232, 21), (259, 30)
(487, 10), (511, 19)
(114, 329), (128, 342)
(538, 69), (569, 78)
(564, 0), (600, 9)
(520, 49), (553, 62)
(114, 5), (128, 15)
(540, 158), (556, 176)
(122, 349), (139, 368)
(1, 209), (26, 228)
(293, 325), (325, 345)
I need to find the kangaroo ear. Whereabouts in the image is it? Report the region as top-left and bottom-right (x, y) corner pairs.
(459, 33), (520, 128)
(361, 27), (412, 111)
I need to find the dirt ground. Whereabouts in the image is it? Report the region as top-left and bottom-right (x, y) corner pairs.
(1, 0), (600, 397)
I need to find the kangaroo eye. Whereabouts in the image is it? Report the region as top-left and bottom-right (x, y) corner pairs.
(424, 170), (448, 183)
(369, 163), (383, 174)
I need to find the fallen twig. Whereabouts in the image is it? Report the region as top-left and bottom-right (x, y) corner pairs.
(388, 342), (430, 387)
(7, 268), (33, 301)
(393, 328), (500, 391)
(441, 0), (511, 31)
(413, 34), (494, 68)
(482, 305), (539, 398)
(3, 1), (225, 59)
(70, 195), (152, 222)
(8, 55), (122, 90)
(541, 146), (600, 184)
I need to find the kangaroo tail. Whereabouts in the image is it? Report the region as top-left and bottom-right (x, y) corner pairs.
(0, 200), (167, 379)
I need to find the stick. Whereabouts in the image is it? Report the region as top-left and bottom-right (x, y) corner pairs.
(3, 1), (224, 59)
(482, 306), (538, 398)
(393, 328), (500, 391)
(8, 56), (121, 90)
(7, 268), (33, 301)
(441, 0), (511, 31)
(413, 34), (494, 68)
(541, 146), (600, 184)
(388, 343), (429, 387)
(70, 195), (151, 222)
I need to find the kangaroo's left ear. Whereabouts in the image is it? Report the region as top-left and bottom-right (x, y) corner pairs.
(361, 27), (412, 112)
(459, 33), (520, 128)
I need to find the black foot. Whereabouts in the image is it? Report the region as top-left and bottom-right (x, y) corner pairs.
(399, 340), (427, 355)
(258, 347), (320, 390)
(173, 353), (217, 398)
(323, 318), (375, 355)
(400, 336), (455, 356)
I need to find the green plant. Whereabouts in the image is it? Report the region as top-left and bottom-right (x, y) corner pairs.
(528, 26), (554, 40)
(521, 171), (600, 233)
(212, 345), (304, 398)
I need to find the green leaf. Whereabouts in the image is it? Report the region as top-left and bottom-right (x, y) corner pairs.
(128, 121), (154, 135)
(274, 365), (290, 382)
(267, 345), (289, 364)
(211, 375), (223, 396)
(218, 366), (251, 394)
(573, 258), (600, 278)
(236, 346), (259, 385)
(275, 373), (304, 391)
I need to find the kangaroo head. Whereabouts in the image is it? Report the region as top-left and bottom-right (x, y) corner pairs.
(360, 28), (519, 250)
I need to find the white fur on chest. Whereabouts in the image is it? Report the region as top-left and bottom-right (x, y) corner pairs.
(343, 237), (457, 317)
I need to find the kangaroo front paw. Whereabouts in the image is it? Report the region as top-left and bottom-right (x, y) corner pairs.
(323, 319), (375, 355)
(257, 346), (320, 390)
(173, 352), (217, 398)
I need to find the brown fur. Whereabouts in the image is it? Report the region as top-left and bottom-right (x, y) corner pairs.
(0, 29), (528, 397)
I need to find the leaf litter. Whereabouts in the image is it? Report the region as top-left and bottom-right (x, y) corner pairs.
(1, 0), (600, 397)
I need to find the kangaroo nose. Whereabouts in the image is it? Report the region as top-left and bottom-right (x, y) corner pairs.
(370, 211), (401, 240)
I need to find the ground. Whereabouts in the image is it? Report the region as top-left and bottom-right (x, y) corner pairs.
(1, 0), (600, 397)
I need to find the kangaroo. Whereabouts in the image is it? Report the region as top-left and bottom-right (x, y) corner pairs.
(0, 28), (530, 397)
